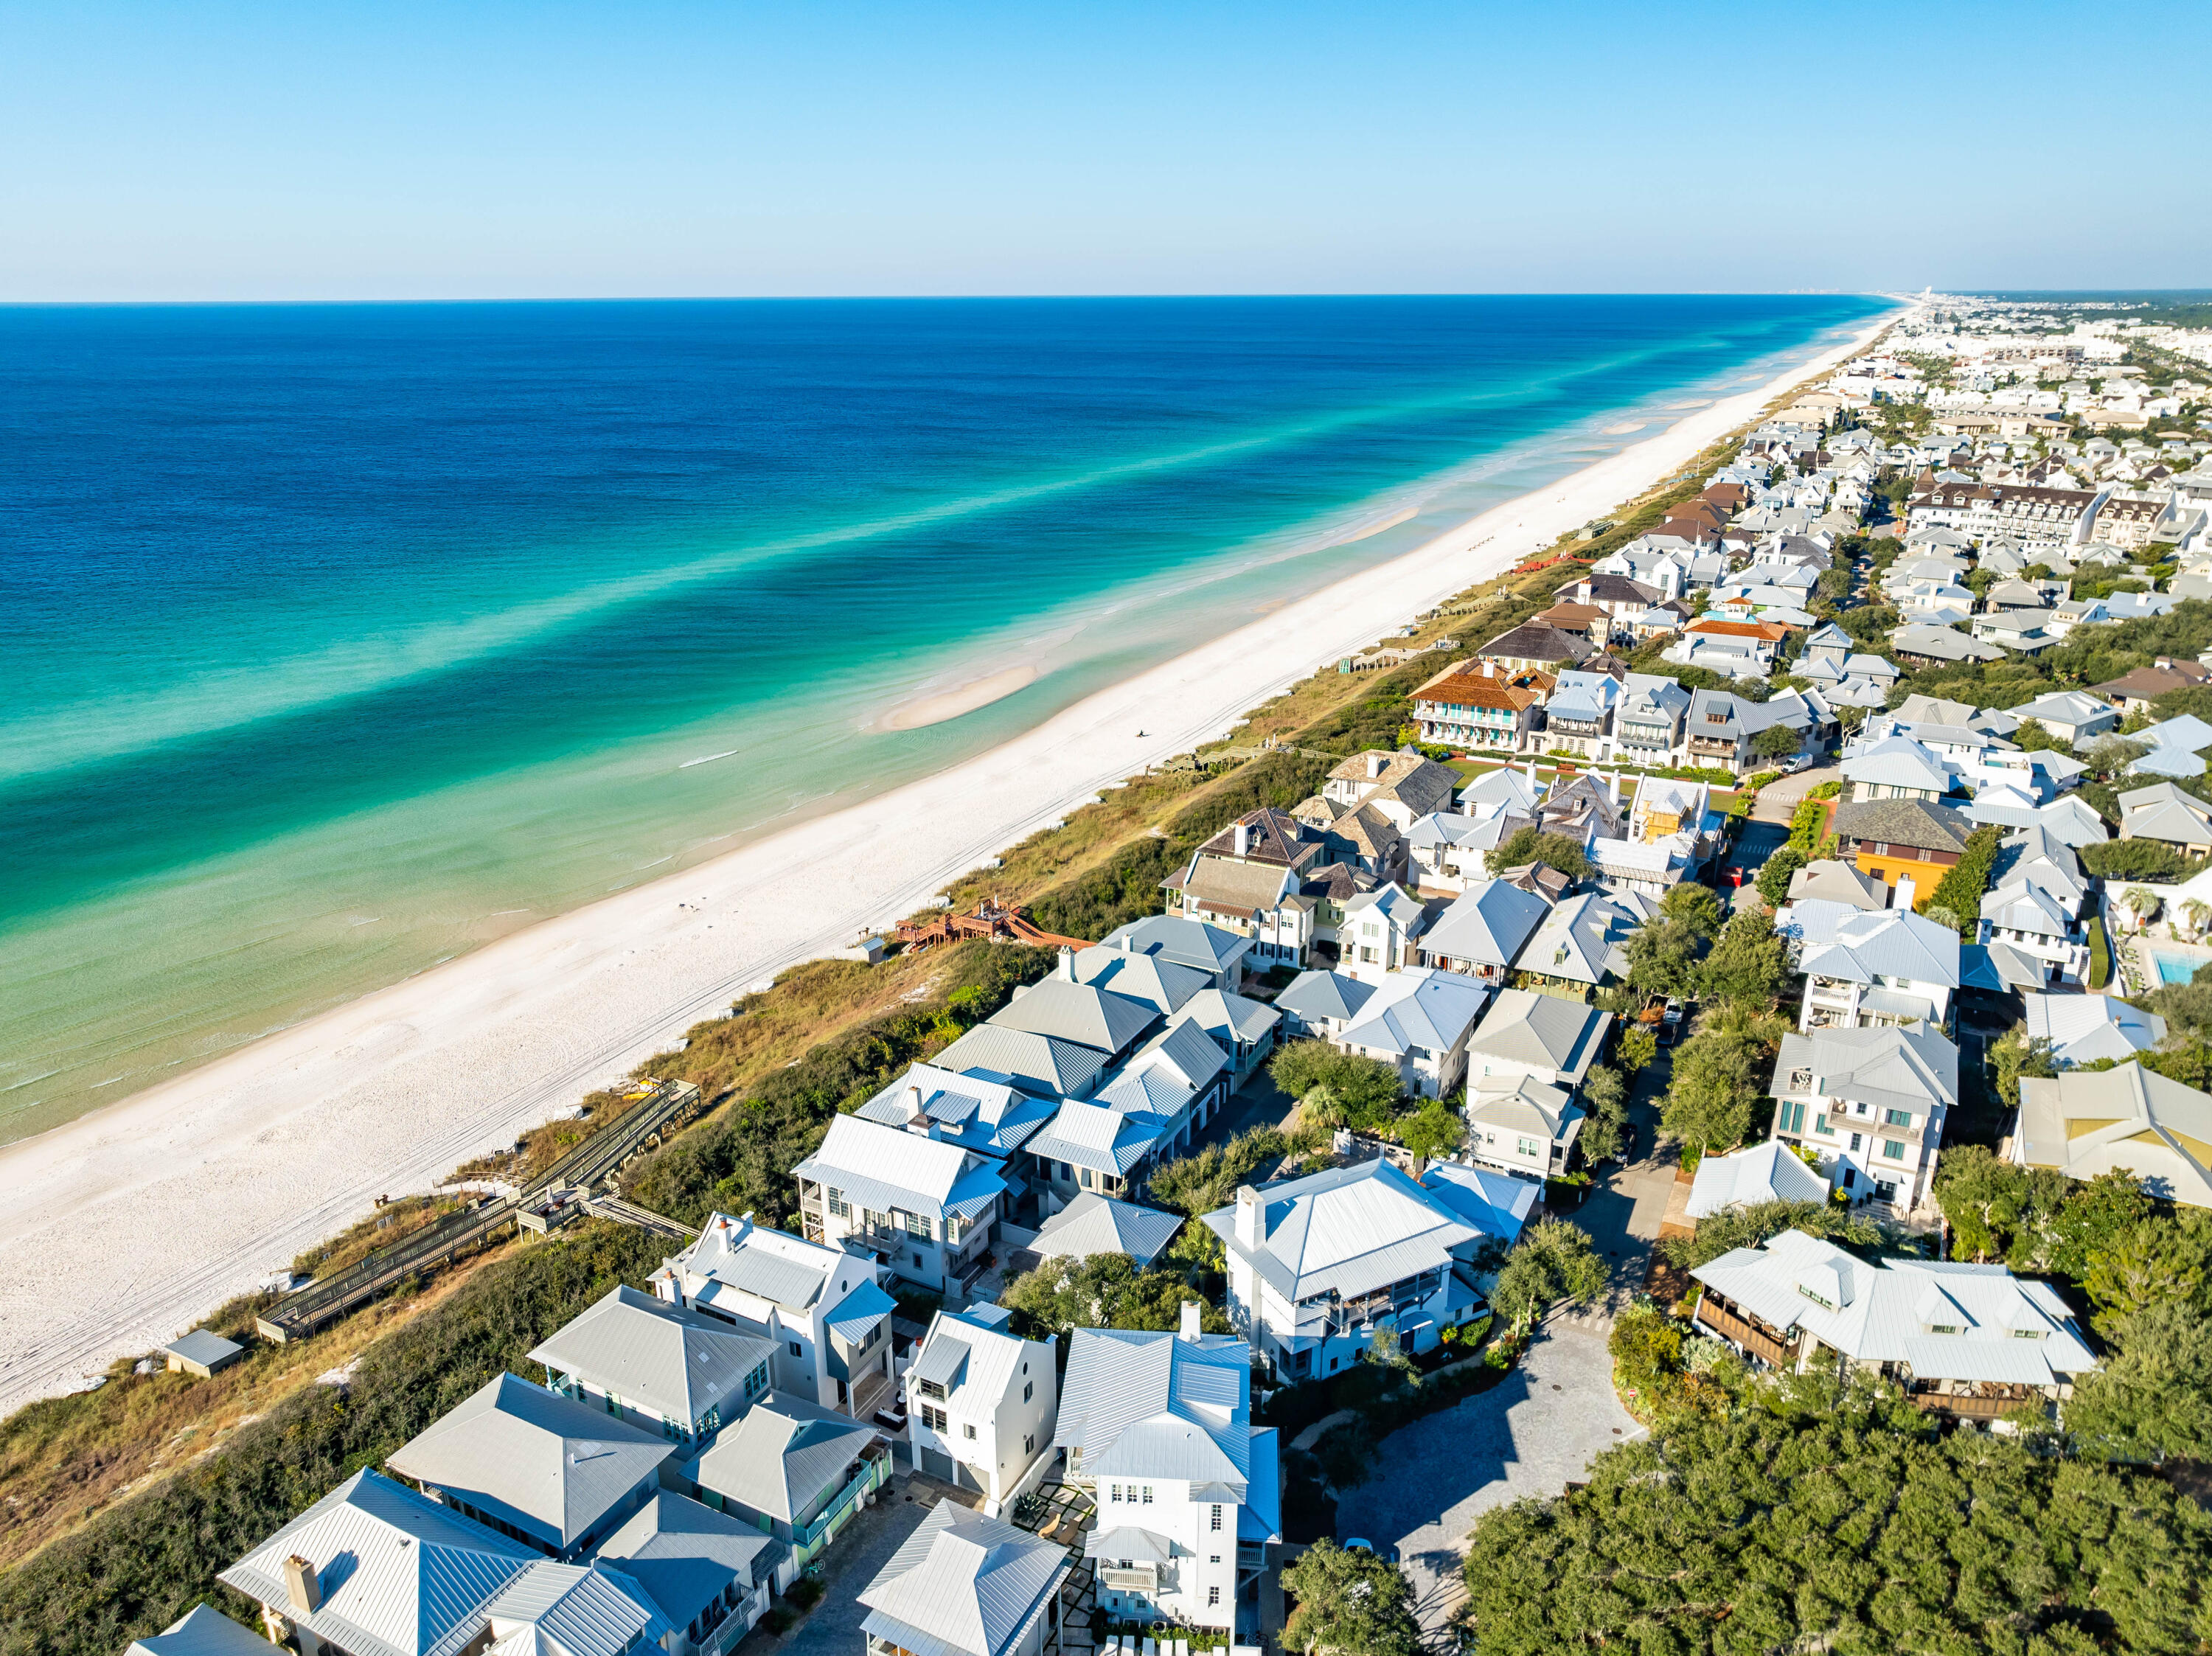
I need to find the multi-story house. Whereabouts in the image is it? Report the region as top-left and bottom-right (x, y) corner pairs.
(858, 1506), (1073, 1656)
(1318, 751), (1461, 830)
(1204, 1158), (1531, 1381)
(1462, 989), (1610, 1099)
(1410, 662), (1540, 752)
(529, 1285), (778, 1450)
(1537, 669), (1618, 759)
(1978, 827), (2092, 984)
(1338, 881), (1425, 984)
(793, 1114), (1008, 1297)
(1829, 797), (1975, 900)
(1326, 966), (1491, 1099)
(1682, 689), (1814, 775)
(1613, 673), (1691, 767)
(1414, 878), (1551, 985)
(1792, 905), (1961, 1033)
(1476, 620), (1594, 675)
(1102, 914), (1256, 987)
(2011, 1063), (2212, 1209)
(1767, 1023), (1958, 1215)
(1904, 481), (2104, 548)
(1158, 810), (1347, 969)
(1054, 1308), (1280, 1635)
(1690, 1229), (2096, 1421)
(904, 1304), (1057, 1515)
(689, 1394), (892, 1569)
(653, 1212), (900, 1419)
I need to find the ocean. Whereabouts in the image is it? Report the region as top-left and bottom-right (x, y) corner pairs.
(0, 295), (1886, 1140)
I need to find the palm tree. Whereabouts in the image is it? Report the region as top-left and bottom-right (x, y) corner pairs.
(2123, 886), (2163, 931)
(2183, 898), (2211, 940)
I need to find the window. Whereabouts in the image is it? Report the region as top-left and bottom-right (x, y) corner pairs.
(1141, 1485), (1153, 1504)
(1023, 1381), (1033, 1402)
(900, 1210), (932, 1239)
(922, 1405), (948, 1432)
(1813, 1114), (1834, 1137)
(1883, 1108), (1913, 1128)
(964, 1422), (977, 1440)
(789, 1341), (801, 1358)
(914, 1253), (925, 1268)
(1848, 1133), (1863, 1152)
(1025, 1433), (1034, 1454)
(1208, 1588), (1220, 1608)
(827, 1187), (849, 1218)
(1108, 1484), (1121, 1503)
(1777, 1100), (1806, 1135)
(1209, 1556), (1222, 1565)
(1516, 1136), (1543, 1158)
(1882, 1139), (1907, 1161)
(1788, 1068), (1812, 1090)
(919, 1379), (945, 1400)
(1210, 1504), (1222, 1532)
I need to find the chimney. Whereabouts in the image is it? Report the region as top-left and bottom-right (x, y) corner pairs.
(1234, 820), (1251, 857)
(1609, 772), (1620, 805)
(1179, 1300), (1203, 1343)
(284, 1556), (322, 1615)
(1057, 944), (1076, 981)
(1368, 754), (1386, 779)
(1234, 1185), (1260, 1250)
(1893, 874), (1916, 911)
(905, 1084), (929, 1131)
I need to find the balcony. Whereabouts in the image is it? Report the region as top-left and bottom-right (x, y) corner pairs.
(1694, 1298), (1795, 1369)
(1099, 1564), (1161, 1592)
(1910, 1387), (2043, 1422)
(1686, 736), (1739, 759)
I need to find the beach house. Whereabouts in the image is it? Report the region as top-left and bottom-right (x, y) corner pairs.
(650, 1212), (900, 1419)
(529, 1285), (778, 1450)
(1410, 662), (1540, 753)
(1054, 1308), (1279, 1633)
(1766, 1023), (1958, 1215)
(2011, 1064), (2212, 1208)
(792, 1114), (1009, 1296)
(686, 1394), (892, 1569)
(904, 1303), (1057, 1514)
(856, 1505), (1074, 1656)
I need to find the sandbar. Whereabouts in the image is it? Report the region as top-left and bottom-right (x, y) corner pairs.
(874, 664), (1041, 731)
(0, 313), (1893, 1413)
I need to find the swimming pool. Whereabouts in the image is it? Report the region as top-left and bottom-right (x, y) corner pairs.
(2152, 948), (2212, 986)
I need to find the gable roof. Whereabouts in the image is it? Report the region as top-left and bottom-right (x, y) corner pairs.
(131, 1607), (293, 1656)
(219, 1470), (537, 1656)
(657, 1214), (852, 1319)
(2014, 1063), (2212, 1208)
(930, 1023), (1108, 1099)
(1774, 1025), (1958, 1116)
(1099, 915), (1252, 977)
(481, 1562), (670, 1656)
(858, 1503), (1071, 1656)
(1515, 892), (1637, 986)
(1800, 908), (1962, 990)
(792, 1115), (1007, 1222)
(1784, 859), (1888, 911)
(1419, 880), (1551, 968)
(988, 978), (1158, 1057)
(1071, 946), (1213, 1015)
(1273, 969), (1374, 1026)
(1053, 1327), (1262, 1495)
(528, 1287), (776, 1433)
(855, 1063), (1058, 1158)
(1335, 968), (1492, 1061)
(384, 1374), (671, 1553)
(2024, 992), (2166, 1068)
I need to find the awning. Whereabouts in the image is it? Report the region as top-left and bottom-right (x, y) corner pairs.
(1085, 1525), (1176, 1563)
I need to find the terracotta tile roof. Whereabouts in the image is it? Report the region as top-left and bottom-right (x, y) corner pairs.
(1685, 619), (1790, 641)
(1411, 667), (1541, 712)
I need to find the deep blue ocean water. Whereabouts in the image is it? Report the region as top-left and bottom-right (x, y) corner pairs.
(0, 295), (1886, 1136)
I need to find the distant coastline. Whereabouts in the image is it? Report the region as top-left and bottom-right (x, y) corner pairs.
(0, 302), (1894, 1413)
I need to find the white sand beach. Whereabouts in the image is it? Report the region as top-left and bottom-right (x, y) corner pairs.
(875, 663), (1042, 731)
(0, 316), (1888, 1413)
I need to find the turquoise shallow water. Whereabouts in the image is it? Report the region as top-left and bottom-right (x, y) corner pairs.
(0, 296), (1886, 1138)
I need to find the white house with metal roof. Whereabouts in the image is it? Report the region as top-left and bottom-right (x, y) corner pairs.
(220, 1468), (540, 1656)
(793, 1113), (1009, 1296)
(652, 1212), (897, 1418)
(1691, 1229), (2096, 1420)
(1100, 916), (1253, 987)
(1413, 879), (1551, 984)
(1053, 1311), (1279, 1635)
(529, 1286), (776, 1451)
(855, 1503), (1074, 1656)
(1795, 905), (1961, 1031)
(1326, 967), (1491, 1099)
(384, 1373), (672, 1561)
(1463, 1073), (1584, 1180)
(853, 1064), (1060, 1169)
(1337, 882), (1427, 984)
(479, 1562), (673, 1656)
(1767, 1024), (1958, 1215)
(1203, 1158), (1519, 1380)
(1271, 969), (1374, 1042)
(686, 1392), (891, 1571)
(1462, 988), (1611, 1094)
(904, 1304), (1057, 1514)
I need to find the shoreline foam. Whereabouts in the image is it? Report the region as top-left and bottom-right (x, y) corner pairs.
(0, 313), (1891, 1412)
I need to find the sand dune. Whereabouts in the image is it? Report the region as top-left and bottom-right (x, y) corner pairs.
(0, 315), (1891, 1413)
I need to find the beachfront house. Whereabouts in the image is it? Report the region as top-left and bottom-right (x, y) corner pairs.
(651, 1212), (900, 1419)
(529, 1285), (778, 1449)
(903, 1303), (1057, 1514)
(792, 1114), (1008, 1297)
(1411, 662), (1540, 753)
(1054, 1308), (1280, 1634)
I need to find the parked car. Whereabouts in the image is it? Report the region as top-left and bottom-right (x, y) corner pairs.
(1341, 1537), (1398, 1562)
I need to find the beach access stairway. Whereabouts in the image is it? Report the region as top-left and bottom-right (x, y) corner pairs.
(254, 1079), (703, 1343)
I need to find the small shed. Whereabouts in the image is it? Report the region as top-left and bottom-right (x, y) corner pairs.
(164, 1329), (246, 1377)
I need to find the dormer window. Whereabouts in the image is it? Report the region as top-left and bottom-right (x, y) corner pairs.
(1925, 1323), (1961, 1335)
(1797, 1284), (1836, 1311)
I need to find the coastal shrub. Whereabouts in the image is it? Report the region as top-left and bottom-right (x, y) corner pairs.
(2080, 837), (2203, 881)
(1489, 1219), (1606, 1333)
(1268, 1042), (1402, 1128)
(1000, 1253), (1230, 1340)
(1484, 826), (1591, 880)
(1147, 1123), (1315, 1216)
(1458, 1397), (2212, 1655)
(0, 1224), (667, 1656)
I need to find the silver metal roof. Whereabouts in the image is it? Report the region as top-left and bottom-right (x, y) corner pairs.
(1273, 970), (1374, 1024)
(988, 978), (1160, 1057)
(1028, 1192), (1185, 1269)
(218, 1469), (535, 1656)
(931, 1024), (1108, 1098)
(858, 1503), (1071, 1656)
(384, 1373), (671, 1552)
(163, 1329), (244, 1366)
(1200, 1157), (1488, 1305)
(596, 1492), (780, 1629)
(481, 1562), (670, 1656)
(529, 1286), (775, 1432)
(687, 1391), (880, 1525)
(1054, 1327), (1254, 1489)
(793, 1114), (1009, 1221)
(1464, 989), (1610, 1083)
(130, 1606), (286, 1656)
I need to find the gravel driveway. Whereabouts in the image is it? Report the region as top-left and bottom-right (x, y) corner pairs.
(1343, 1326), (1646, 1646)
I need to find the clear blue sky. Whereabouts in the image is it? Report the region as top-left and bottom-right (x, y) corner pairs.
(4, 0), (2206, 300)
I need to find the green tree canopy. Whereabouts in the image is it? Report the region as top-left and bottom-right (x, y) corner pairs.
(1461, 1403), (2212, 1655)
(1751, 723), (1801, 760)
(1489, 1217), (1607, 1332)
(1270, 1041), (1403, 1129)
(1698, 904), (1793, 1008)
(1397, 1096), (1467, 1161)
(1659, 1007), (1782, 1155)
(1281, 1539), (1422, 1656)
(1753, 844), (1806, 907)
(1658, 1196), (1887, 1272)
(1484, 826), (1593, 881)
(2067, 1298), (2212, 1463)
(1000, 1253), (1231, 1339)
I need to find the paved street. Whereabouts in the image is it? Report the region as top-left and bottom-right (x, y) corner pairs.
(732, 1477), (934, 1656)
(1750, 760), (1839, 821)
(1346, 1326), (1646, 1648)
